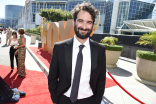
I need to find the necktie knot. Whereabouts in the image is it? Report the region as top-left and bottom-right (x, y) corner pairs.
(79, 45), (84, 52)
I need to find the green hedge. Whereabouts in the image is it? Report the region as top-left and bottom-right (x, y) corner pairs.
(137, 50), (156, 61)
(25, 26), (41, 35)
(99, 43), (123, 51)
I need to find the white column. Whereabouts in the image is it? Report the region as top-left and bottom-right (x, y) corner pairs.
(36, 2), (37, 13)
(109, 0), (120, 34)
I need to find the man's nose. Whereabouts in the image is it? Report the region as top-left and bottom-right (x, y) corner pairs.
(82, 22), (87, 29)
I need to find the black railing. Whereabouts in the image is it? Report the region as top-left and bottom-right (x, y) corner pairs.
(90, 33), (153, 60)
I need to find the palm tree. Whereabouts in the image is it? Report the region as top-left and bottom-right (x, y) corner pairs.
(100, 36), (118, 45)
(135, 31), (156, 54)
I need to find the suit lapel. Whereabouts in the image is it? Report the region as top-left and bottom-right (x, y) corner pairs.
(64, 38), (73, 83)
(90, 39), (98, 74)
(64, 38), (98, 82)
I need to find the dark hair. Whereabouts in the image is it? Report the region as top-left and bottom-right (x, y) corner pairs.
(12, 31), (17, 38)
(18, 28), (25, 35)
(72, 1), (98, 23)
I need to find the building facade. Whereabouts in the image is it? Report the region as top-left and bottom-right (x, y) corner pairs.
(18, 0), (155, 34)
(0, 18), (10, 28)
(5, 5), (23, 28)
(106, 0), (155, 34)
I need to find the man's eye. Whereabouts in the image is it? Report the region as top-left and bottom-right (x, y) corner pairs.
(78, 21), (83, 23)
(87, 22), (92, 25)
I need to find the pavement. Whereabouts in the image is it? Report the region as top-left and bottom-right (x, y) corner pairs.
(0, 31), (156, 104)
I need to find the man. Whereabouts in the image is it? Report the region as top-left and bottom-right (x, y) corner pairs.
(48, 2), (106, 104)
(6, 27), (12, 45)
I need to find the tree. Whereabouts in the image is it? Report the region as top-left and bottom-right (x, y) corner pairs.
(63, 11), (73, 21)
(101, 36), (118, 45)
(39, 7), (73, 22)
(39, 9), (49, 20)
(136, 31), (156, 54)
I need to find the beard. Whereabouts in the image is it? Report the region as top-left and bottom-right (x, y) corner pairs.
(74, 24), (93, 39)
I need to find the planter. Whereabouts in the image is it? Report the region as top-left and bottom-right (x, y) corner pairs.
(36, 35), (41, 40)
(31, 35), (36, 44)
(106, 50), (122, 68)
(135, 57), (156, 86)
(25, 32), (30, 36)
(38, 35), (41, 40)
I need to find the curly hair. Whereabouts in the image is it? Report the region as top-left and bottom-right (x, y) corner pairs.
(18, 28), (25, 35)
(72, 1), (98, 23)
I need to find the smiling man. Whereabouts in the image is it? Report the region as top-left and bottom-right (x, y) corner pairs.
(48, 2), (106, 104)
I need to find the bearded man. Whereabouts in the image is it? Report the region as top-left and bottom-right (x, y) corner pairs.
(48, 2), (106, 104)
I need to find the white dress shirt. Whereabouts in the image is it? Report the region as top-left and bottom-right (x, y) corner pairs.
(64, 35), (93, 99)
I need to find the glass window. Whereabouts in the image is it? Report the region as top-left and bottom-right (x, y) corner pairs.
(40, 4), (43, 9)
(133, 6), (136, 10)
(33, 14), (35, 22)
(124, 2), (126, 5)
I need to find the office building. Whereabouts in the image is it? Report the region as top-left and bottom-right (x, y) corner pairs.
(0, 18), (10, 28)
(18, 0), (156, 34)
(5, 5), (23, 28)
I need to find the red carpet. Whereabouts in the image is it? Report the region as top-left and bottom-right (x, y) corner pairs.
(29, 47), (51, 68)
(29, 47), (117, 88)
(0, 65), (53, 104)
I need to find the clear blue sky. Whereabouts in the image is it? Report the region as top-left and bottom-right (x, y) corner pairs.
(0, 0), (25, 19)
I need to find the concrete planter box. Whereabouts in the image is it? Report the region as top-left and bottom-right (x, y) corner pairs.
(25, 32), (31, 36)
(31, 35), (36, 44)
(135, 57), (156, 86)
(36, 35), (41, 40)
(106, 50), (121, 68)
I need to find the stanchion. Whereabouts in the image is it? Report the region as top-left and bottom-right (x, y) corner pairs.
(107, 69), (145, 104)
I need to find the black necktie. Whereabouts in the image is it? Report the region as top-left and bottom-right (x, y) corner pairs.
(70, 45), (85, 103)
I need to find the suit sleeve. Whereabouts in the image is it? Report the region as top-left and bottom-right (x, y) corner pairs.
(48, 44), (59, 103)
(94, 47), (106, 104)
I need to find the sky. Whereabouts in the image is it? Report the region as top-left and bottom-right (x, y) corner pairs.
(0, 0), (25, 19)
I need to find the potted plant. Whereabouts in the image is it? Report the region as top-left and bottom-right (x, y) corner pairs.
(135, 31), (156, 86)
(100, 36), (123, 68)
(30, 28), (36, 44)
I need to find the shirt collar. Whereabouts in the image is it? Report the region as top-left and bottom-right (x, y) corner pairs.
(73, 35), (90, 49)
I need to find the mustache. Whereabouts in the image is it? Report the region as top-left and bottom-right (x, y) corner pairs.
(78, 27), (90, 31)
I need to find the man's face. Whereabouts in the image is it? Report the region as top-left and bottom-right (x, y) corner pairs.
(74, 10), (94, 39)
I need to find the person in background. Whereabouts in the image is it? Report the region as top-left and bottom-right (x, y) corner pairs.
(8, 31), (18, 72)
(14, 28), (26, 78)
(6, 27), (12, 45)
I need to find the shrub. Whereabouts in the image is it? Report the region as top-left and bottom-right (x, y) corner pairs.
(136, 31), (156, 54)
(137, 50), (156, 61)
(37, 33), (41, 35)
(99, 43), (123, 51)
(100, 36), (123, 51)
(25, 29), (30, 33)
(101, 36), (118, 45)
(39, 7), (73, 22)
